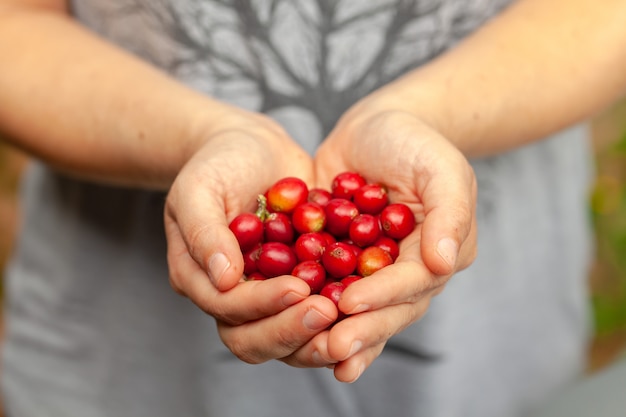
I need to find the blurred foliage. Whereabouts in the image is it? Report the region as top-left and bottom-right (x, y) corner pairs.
(590, 113), (626, 336)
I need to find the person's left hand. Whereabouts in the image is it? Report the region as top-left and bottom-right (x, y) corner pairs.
(307, 94), (478, 383)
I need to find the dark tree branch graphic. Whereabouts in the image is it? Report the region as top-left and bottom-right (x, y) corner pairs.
(117, 0), (452, 135)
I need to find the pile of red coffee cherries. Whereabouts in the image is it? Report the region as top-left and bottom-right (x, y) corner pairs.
(228, 172), (416, 310)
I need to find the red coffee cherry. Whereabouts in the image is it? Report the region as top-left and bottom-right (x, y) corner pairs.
(266, 177), (309, 213)
(229, 212), (264, 252)
(264, 212), (294, 244)
(379, 203), (416, 240)
(292, 202), (326, 234)
(292, 260), (327, 294)
(308, 188), (332, 207)
(331, 172), (367, 200)
(353, 183), (389, 215)
(256, 242), (298, 278)
(294, 232), (327, 262)
(324, 198), (359, 238)
(322, 241), (357, 279)
(356, 246), (394, 277)
(349, 213), (381, 247)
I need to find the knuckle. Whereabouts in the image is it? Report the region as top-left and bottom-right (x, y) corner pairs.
(227, 338), (266, 365)
(431, 282), (448, 297)
(272, 328), (304, 354)
(453, 205), (474, 235)
(457, 229), (478, 271)
(186, 224), (213, 267)
(199, 298), (239, 326)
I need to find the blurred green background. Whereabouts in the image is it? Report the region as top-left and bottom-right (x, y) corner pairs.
(587, 99), (626, 369)
(1, 100), (626, 371)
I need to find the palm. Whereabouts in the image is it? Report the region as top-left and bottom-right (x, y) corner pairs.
(315, 109), (476, 276)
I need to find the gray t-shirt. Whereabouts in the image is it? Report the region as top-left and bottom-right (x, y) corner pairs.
(2, 1), (594, 416)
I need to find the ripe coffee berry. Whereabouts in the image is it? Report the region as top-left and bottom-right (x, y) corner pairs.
(292, 202), (326, 234)
(292, 260), (326, 294)
(331, 171), (367, 200)
(380, 203), (416, 240)
(243, 244), (261, 275)
(229, 212), (264, 252)
(308, 188), (332, 207)
(349, 213), (381, 247)
(256, 242), (298, 278)
(294, 232), (327, 262)
(266, 177), (308, 213)
(320, 281), (348, 321)
(353, 183), (388, 215)
(318, 231), (336, 246)
(356, 246), (393, 277)
(341, 274), (362, 287)
(264, 212), (294, 244)
(372, 236), (400, 261)
(324, 198), (359, 237)
(245, 271), (267, 281)
(228, 171), (419, 323)
(322, 241), (357, 279)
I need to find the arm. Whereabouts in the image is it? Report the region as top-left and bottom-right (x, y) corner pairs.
(372, 0), (626, 157)
(0, 0), (282, 189)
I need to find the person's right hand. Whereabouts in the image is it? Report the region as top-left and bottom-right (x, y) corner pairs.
(164, 110), (339, 365)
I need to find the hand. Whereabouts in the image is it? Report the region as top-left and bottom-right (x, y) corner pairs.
(313, 99), (478, 382)
(164, 111), (338, 365)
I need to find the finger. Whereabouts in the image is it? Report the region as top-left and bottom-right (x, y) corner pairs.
(169, 135), (316, 291)
(279, 331), (338, 368)
(166, 217), (313, 324)
(456, 213), (478, 271)
(332, 343), (386, 383)
(336, 231), (443, 316)
(165, 168), (250, 291)
(217, 295), (338, 364)
(418, 152), (477, 276)
(283, 332), (388, 382)
(326, 300), (432, 363)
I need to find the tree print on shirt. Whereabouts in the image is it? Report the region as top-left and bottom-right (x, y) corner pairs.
(106, 0), (462, 135)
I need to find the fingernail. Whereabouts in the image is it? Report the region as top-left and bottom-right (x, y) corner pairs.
(312, 350), (323, 365)
(436, 238), (458, 270)
(342, 340), (362, 361)
(347, 362), (366, 383)
(312, 350), (337, 366)
(347, 304), (370, 315)
(303, 308), (333, 331)
(282, 291), (307, 307)
(208, 253), (230, 287)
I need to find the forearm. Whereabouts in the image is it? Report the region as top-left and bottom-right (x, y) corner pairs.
(376, 0), (626, 158)
(0, 5), (265, 190)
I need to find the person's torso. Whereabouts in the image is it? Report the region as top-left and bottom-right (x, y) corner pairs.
(3, 2), (595, 417)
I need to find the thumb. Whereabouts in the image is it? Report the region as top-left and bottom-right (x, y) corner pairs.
(419, 165), (477, 276)
(166, 185), (245, 292)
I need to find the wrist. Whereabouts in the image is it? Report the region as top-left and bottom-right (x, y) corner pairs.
(184, 100), (290, 167)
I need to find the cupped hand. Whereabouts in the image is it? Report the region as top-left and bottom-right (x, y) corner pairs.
(164, 111), (338, 365)
(163, 98), (478, 376)
(313, 102), (478, 382)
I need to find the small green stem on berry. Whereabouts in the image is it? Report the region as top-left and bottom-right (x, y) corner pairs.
(255, 194), (270, 222)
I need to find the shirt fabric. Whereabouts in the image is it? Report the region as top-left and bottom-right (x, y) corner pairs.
(2, 1), (594, 416)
